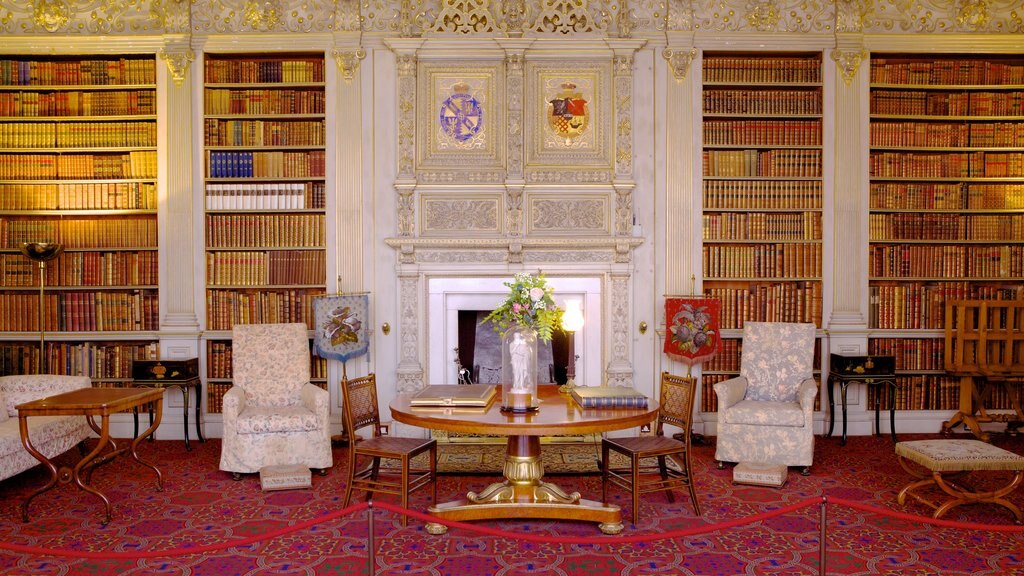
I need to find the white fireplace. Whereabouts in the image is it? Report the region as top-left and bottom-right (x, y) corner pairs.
(427, 276), (603, 386)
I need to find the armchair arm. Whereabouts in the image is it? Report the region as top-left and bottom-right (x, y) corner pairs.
(713, 375), (748, 410)
(300, 383), (330, 421)
(797, 378), (818, 415)
(221, 386), (247, 421)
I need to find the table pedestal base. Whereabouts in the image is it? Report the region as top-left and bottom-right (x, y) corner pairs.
(426, 435), (623, 535)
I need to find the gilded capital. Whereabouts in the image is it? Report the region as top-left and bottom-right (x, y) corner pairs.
(832, 47), (867, 86)
(662, 47), (696, 82)
(159, 49), (195, 87)
(332, 49), (366, 81)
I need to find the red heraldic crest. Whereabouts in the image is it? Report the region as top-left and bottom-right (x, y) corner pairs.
(664, 297), (722, 366)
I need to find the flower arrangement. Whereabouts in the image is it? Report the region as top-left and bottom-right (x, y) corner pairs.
(482, 273), (563, 343)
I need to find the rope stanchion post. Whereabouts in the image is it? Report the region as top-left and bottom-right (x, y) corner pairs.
(819, 497), (827, 576)
(368, 501), (376, 576)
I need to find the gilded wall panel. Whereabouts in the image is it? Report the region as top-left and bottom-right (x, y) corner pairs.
(420, 194), (502, 235)
(866, 0), (1024, 33)
(526, 194), (610, 235)
(524, 62), (612, 178)
(416, 64), (505, 175)
(690, 0), (834, 33)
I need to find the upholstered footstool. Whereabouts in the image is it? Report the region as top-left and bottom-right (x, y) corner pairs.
(895, 439), (1024, 521)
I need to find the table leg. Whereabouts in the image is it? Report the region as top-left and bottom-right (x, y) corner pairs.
(132, 398), (164, 491)
(76, 415), (116, 524)
(18, 416), (65, 522)
(826, 376), (836, 438)
(193, 381), (205, 443)
(888, 380), (898, 443)
(180, 385), (191, 451)
(840, 382), (850, 446)
(425, 435), (623, 535)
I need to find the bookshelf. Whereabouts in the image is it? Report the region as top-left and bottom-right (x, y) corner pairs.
(0, 56), (159, 380)
(202, 53), (328, 409)
(700, 52), (825, 412)
(868, 54), (1024, 417)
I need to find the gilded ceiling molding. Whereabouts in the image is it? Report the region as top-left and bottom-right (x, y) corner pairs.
(32, 0), (69, 32)
(243, 0), (282, 29)
(957, 0), (988, 30)
(429, 0), (497, 34)
(500, 0), (527, 36)
(745, 0), (780, 32)
(531, 0), (608, 34)
(835, 0), (872, 33)
(158, 48), (195, 87)
(615, 0), (635, 37)
(865, 0), (1021, 33)
(332, 48), (366, 81)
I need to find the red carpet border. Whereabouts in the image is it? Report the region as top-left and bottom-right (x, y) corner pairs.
(0, 433), (1021, 575)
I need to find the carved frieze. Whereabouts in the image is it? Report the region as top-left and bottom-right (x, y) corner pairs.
(420, 195), (502, 235)
(865, 0), (1023, 33)
(689, 0), (834, 33)
(428, 0), (498, 34)
(527, 196), (609, 234)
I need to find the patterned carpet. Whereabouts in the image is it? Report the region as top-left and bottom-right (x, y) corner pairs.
(0, 432), (1022, 575)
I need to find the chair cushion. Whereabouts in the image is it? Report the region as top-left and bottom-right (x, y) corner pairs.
(740, 322), (816, 403)
(722, 399), (806, 427)
(2, 375), (91, 417)
(236, 405), (321, 434)
(232, 323), (311, 408)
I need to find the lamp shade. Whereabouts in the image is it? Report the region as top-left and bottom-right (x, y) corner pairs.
(20, 242), (64, 262)
(562, 299), (584, 332)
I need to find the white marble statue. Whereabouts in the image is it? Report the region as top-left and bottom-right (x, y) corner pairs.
(510, 331), (530, 392)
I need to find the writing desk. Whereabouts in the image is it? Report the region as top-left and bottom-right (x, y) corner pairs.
(17, 387), (164, 524)
(390, 384), (657, 535)
(826, 354), (897, 445)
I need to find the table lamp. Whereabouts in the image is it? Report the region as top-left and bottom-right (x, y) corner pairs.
(559, 299), (584, 394)
(20, 242), (64, 374)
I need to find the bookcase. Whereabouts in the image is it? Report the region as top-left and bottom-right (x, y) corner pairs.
(0, 56), (160, 382)
(699, 52), (825, 412)
(202, 53), (328, 409)
(868, 54), (1024, 415)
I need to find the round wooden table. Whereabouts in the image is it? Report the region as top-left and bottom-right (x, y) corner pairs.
(390, 385), (658, 534)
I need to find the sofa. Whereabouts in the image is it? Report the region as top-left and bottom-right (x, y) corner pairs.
(0, 375), (92, 483)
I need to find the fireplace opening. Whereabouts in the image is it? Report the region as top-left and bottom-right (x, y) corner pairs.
(455, 311), (569, 385)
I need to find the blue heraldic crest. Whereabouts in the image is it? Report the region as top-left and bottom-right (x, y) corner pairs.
(313, 294), (370, 363)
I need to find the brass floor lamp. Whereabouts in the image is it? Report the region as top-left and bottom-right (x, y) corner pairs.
(19, 242), (64, 374)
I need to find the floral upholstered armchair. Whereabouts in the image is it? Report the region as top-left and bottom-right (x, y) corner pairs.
(219, 323), (333, 479)
(713, 322), (818, 475)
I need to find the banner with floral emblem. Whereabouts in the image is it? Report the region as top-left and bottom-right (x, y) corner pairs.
(664, 297), (721, 367)
(313, 294), (370, 363)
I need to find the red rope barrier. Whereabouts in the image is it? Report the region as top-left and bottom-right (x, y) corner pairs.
(1, 495), (1021, 560)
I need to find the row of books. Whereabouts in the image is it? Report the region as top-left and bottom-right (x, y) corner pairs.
(570, 386), (648, 409)
(0, 290), (158, 331)
(703, 149), (822, 178)
(703, 339), (742, 372)
(702, 180), (822, 209)
(870, 151), (1024, 178)
(868, 213), (1024, 241)
(870, 244), (1023, 280)
(703, 120), (822, 146)
(206, 339), (328, 380)
(870, 59), (1024, 86)
(870, 122), (1024, 148)
(206, 250), (326, 286)
(0, 250), (158, 287)
(0, 121), (157, 148)
(0, 341), (158, 378)
(702, 211), (821, 241)
(703, 242), (822, 278)
(703, 282), (823, 328)
(206, 150), (326, 179)
(0, 216), (157, 249)
(0, 90), (156, 118)
(870, 90), (1024, 117)
(0, 151), (157, 180)
(0, 181), (157, 210)
(864, 376), (972, 411)
(205, 182), (325, 211)
(703, 57), (822, 84)
(205, 213), (324, 248)
(203, 89), (326, 115)
(868, 183), (1024, 210)
(205, 288), (324, 331)
(703, 89), (822, 115)
(867, 282), (1023, 330)
(204, 59), (325, 85)
(0, 59), (156, 86)
(206, 383), (231, 413)
(868, 338), (946, 372)
(204, 119), (325, 147)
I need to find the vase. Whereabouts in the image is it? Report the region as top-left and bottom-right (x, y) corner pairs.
(501, 325), (539, 412)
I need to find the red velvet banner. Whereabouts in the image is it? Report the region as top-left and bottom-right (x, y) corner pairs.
(664, 297), (721, 366)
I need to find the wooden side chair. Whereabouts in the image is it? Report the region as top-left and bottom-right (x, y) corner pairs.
(341, 373), (437, 526)
(601, 372), (701, 524)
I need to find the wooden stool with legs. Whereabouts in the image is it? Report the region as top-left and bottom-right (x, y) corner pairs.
(602, 372), (701, 524)
(341, 374), (437, 526)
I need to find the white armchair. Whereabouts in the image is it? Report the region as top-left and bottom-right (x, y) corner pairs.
(714, 322), (818, 475)
(219, 323), (333, 478)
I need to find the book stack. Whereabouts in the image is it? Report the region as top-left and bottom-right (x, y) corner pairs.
(571, 386), (649, 409)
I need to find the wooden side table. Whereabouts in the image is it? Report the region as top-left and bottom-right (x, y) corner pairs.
(131, 376), (204, 450)
(826, 353), (897, 446)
